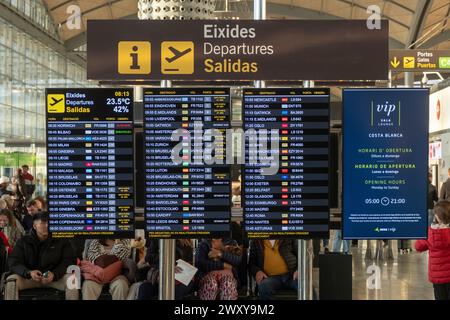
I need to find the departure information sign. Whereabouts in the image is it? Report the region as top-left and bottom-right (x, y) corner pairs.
(343, 89), (428, 239)
(46, 88), (134, 238)
(243, 88), (330, 239)
(144, 88), (231, 238)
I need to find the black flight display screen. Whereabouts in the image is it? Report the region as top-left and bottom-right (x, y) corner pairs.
(144, 88), (231, 239)
(46, 88), (134, 238)
(243, 88), (330, 239)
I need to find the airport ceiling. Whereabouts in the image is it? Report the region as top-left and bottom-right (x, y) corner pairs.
(43, 0), (450, 51)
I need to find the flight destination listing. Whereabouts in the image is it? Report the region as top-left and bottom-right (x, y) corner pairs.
(243, 88), (330, 239)
(46, 88), (134, 238)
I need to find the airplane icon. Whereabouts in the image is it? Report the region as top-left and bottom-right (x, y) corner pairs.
(165, 47), (192, 63)
(161, 41), (194, 74)
(47, 94), (65, 113)
(50, 96), (64, 106)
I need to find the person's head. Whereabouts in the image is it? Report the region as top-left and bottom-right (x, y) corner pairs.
(34, 197), (46, 211)
(21, 165), (29, 173)
(32, 212), (49, 240)
(15, 168), (22, 177)
(26, 200), (39, 215)
(0, 176), (9, 189)
(429, 172), (433, 183)
(434, 201), (450, 225)
(211, 238), (224, 250)
(177, 239), (192, 248)
(0, 210), (11, 229)
(0, 209), (15, 229)
(1, 195), (14, 210)
(0, 199), (7, 211)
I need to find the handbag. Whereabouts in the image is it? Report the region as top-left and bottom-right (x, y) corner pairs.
(94, 254), (119, 268)
(81, 260), (123, 284)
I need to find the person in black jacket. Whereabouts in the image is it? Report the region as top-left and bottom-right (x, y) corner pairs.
(249, 239), (298, 300)
(429, 172), (438, 225)
(137, 239), (196, 300)
(4, 212), (78, 300)
(196, 238), (241, 300)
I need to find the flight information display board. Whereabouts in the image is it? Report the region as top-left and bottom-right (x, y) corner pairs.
(243, 88), (330, 239)
(46, 88), (134, 238)
(343, 88), (428, 239)
(144, 88), (231, 238)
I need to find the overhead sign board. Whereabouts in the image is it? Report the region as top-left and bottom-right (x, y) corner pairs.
(87, 20), (389, 81)
(389, 50), (450, 72)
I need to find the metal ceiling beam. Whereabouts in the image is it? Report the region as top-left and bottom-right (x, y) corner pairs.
(385, 0), (415, 14)
(58, 0), (124, 26)
(49, 0), (73, 11)
(406, 0), (432, 48)
(334, 0), (409, 29)
(420, 29), (450, 48)
(67, 2), (409, 51)
(0, 2), (85, 68)
(64, 12), (137, 51)
(265, 2), (405, 49)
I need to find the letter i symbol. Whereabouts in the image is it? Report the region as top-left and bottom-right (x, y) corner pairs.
(130, 46), (140, 70)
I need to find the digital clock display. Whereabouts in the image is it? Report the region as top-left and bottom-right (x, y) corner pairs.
(45, 88), (135, 238)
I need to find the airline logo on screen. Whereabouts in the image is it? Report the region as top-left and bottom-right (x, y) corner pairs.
(370, 100), (401, 127)
(47, 94), (65, 113)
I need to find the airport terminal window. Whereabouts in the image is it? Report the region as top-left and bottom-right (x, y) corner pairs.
(0, 17), (93, 188)
(2, 0), (59, 38)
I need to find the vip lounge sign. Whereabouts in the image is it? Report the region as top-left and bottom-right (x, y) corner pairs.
(87, 20), (389, 81)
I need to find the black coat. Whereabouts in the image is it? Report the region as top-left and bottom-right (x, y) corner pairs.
(249, 240), (298, 277)
(428, 183), (438, 209)
(8, 229), (76, 281)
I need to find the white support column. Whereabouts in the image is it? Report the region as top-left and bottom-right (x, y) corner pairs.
(299, 80), (314, 300)
(158, 79), (176, 300)
(253, 0), (266, 89)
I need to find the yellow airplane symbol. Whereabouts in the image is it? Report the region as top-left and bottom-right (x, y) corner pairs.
(403, 56), (415, 68)
(50, 97), (63, 106)
(390, 57), (400, 68)
(166, 47), (192, 63)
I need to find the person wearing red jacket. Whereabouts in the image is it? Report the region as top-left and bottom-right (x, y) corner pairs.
(0, 229), (12, 254)
(416, 200), (450, 300)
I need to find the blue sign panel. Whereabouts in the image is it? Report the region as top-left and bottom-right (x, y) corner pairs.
(343, 88), (429, 239)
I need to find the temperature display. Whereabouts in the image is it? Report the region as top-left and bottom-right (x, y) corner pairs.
(46, 88), (135, 238)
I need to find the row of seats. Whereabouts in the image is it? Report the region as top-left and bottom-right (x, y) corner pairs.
(0, 238), (300, 300)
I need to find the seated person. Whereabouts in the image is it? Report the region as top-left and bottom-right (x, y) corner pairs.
(0, 228), (11, 254)
(81, 239), (131, 300)
(0, 209), (24, 249)
(138, 239), (196, 300)
(22, 200), (40, 231)
(249, 239), (298, 300)
(33, 196), (47, 212)
(196, 238), (241, 300)
(4, 212), (78, 300)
